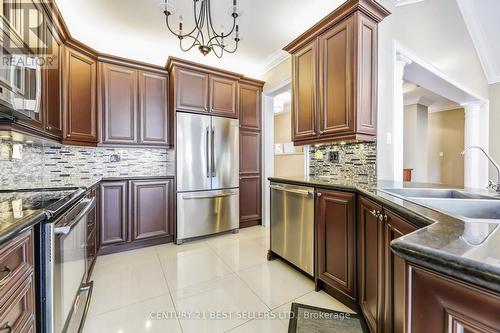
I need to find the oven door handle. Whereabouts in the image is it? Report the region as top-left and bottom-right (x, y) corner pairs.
(54, 198), (95, 235)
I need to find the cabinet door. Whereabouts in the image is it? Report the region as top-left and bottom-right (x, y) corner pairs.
(318, 18), (354, 136)
(138, 71), (169, 145)
(240, 130), (261, 175)
(175, 68), (208, 113)
(358, 196), (384, 333)
(292, 41), (318, 142)
(99, 181), (128, 246)
(239, 176), (261, 226)
(408, 265), (500, 333)
(383, 210), (417, 333)
(316, 189), (356, 301)
(130, 179), (173, 241)
(239, 83), (261, 130)
(43, 25), (63, 138)
(210, 75), (238, 118)
(100, 63), (137, 144)
(63, 47), (97, 143)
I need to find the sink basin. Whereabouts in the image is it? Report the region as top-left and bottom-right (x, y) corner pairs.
(381, 188), (498, 200)
(412, 198), (500, 222)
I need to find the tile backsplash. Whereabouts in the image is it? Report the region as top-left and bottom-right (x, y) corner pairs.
(0, 140), (174, 190)
(309, 142), (377, 184)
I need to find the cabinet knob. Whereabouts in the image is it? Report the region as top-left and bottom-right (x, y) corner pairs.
(370, 209), (377, 217)
(317, 192), (322, 197)
(48, 126), (52, 130)
(67, 134), (71, 138)
(378, 214), (384, 222)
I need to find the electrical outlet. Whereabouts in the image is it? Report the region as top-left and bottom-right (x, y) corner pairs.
(11, 144), (23, 160)
(329, 151), (340, 163)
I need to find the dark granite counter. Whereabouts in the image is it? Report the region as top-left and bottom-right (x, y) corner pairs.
(269, 176), (500, 293)
(0, 175), (175, 245)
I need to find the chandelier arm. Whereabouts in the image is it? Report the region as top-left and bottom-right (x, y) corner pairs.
(179, 35), (201, 52)
(165, 12), (198, 38)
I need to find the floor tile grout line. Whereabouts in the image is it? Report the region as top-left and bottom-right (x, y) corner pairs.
(154, 246), (185, 333)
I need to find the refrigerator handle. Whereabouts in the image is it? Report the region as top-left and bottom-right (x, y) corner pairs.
(211, 127), (216, 177)
(206, 126), (210, 178)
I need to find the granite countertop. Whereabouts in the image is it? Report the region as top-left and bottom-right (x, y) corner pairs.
(269, 176), (500, 293)
(0, 175), (175, 244)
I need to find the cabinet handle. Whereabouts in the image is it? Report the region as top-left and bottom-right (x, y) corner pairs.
(317, 192), (322, 197)
(67, 134), (71, 138)
(0, 266), (12, 286)
(0, 322), (12, 332)
(48, 126), (52, 130)
(378, 214), (384, 222)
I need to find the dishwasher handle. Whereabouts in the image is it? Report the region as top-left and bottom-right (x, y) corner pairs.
(270, 184), (314, 197)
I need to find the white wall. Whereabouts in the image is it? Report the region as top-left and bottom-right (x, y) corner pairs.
(490, 83), (500, 181)
(403, 104), (428, 182)
(377, 0), (489, 180)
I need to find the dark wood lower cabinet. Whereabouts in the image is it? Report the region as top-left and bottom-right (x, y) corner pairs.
(130, 179), (174, 241)
(383, 210), (417, 333)
(239, 176), (262, 228)
(316, 189), (357, 309)
(99, 178), (174, 255)
(408, 264), (500, 333)
(358, 196), (384, 333)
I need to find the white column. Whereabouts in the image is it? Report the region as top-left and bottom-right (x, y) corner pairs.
(463, 102), (482, 188)
(262, 95), (275, 226)
(393, 53), (412, 181)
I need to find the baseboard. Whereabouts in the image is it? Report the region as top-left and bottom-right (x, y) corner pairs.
(240, 219), (262, 229)
(97, 236), (173, 256)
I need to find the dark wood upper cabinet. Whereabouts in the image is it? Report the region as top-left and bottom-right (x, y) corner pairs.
(130, 179), (174, 241)
(138, 71), (169, 145)
(318, 18), (354, 137)
(239, 83), (262, 130)
(292, 41), (317, 142)
(175, 68), (209, 113)
(408, 264), (500, 333)
(43, 25), (63, 138)
(63, 47), (98, 145)
(316, 189), (356, 305)
(240, 130), (261, 175)
(382, 209), (417, 333)
(284, 0), (390, 145)
(100, 63), (138, 144)
(358, 196), (384, 333)
(210, 75), (238, 118)
(99, 181), (128, 247)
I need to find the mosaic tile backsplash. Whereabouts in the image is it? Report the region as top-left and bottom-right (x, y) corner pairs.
(0, 140), (174, 190)
(309, 142), (377, 184)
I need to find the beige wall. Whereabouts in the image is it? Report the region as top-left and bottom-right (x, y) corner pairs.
(273, 110), (304, 177)
(427, 108), (464, 186)
(263, 57), (291, 94)
(274, 111), (291, 143)
(489, 83), (500, 180)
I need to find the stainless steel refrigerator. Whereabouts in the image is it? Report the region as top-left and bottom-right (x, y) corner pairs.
(176, 112), (239, 244)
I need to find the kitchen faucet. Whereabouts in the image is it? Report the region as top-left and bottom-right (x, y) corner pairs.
(461, 146), (500, 193)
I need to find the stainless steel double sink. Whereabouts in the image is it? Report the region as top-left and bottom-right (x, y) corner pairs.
(380, 188), (500, 223)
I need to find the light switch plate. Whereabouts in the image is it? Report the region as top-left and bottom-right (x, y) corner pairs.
(11, 144), (23, 160)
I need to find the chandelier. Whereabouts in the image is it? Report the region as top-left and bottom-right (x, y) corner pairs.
(162, 0), (241, 58)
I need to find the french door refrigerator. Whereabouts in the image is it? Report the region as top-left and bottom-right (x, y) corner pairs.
(176, 112), (239, 244)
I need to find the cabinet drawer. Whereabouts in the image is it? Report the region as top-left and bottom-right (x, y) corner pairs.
(0, 231), (33, 296)
(0, 275), (35, 333)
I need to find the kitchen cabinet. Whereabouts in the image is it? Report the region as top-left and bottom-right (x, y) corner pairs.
(316, 189), (356, 308)
(357, 196), (384, 333)
(99, 178), (174, 255)
(168, 58), (239, 118)
(130, 179), (174, 241)
(238, 78), (264, 228)
(100, 63), (138, 144)
(383, 209), (417, 333)
(284, 0), (389, 145)
(99, 181), (128, 247)
(210, 75), (238, 118)
(407, 264), (500, 333)
(62, 46), (98, 145)
(99, 61), (170, 146)
(0, 230), (35, 333)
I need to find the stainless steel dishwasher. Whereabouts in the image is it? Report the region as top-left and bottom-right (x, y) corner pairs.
(270, 182), (314, 276)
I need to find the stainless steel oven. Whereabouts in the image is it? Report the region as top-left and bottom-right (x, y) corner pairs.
(40, 196), (95, 333)
(0, 31), (42, 120)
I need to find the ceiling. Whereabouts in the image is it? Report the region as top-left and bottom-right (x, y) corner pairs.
(403, 81), (461, 113)
(456, 0), (500, 84)
(54, 0), (345, 78)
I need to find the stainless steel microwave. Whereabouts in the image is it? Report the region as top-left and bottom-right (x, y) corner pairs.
(0, 33), (42, 120)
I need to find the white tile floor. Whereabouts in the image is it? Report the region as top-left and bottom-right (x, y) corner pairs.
(84, 226), (355, 333)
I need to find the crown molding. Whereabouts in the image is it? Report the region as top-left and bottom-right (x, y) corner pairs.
(456, 0), (500, 84)
(390, 0), (425, 7)
(259, 50), (290, 77)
